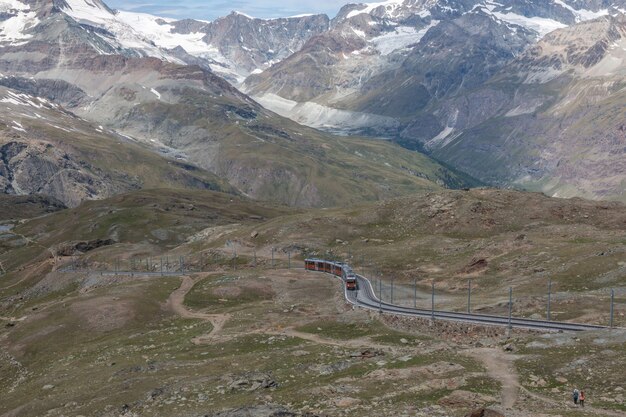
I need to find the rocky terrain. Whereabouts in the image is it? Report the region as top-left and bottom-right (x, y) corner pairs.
(0, 85), (233, 207)
(1, 188), (625, 416)
(428, 14), (626, 202)
(0, 0), (478, 209)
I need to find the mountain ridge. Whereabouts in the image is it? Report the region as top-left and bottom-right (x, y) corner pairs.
(0, 0), (476, 208)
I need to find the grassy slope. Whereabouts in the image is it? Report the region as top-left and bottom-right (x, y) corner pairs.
(108, 83), (477, 208)
(0, 105), (235, 199)
(1, 188), (626, 416)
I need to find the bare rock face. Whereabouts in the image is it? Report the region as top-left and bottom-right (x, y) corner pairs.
(54, 238), (115, 256)
(0, 139), (126, 207)
(200, 12), (330, 77)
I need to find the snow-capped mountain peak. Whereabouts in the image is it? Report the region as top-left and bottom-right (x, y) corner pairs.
(346, 0), (407, 19)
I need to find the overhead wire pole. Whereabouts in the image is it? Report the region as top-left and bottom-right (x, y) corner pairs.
(610, 289), (615, 329)
(468, 279), (472, 313)
(431, 281), (435, 320)
(379, 277), (382, 313)
(391, 277), (394, 304)
(547, 278), (552, 321)
(414, 278), (417, 309)
(508, 287), (513, 330)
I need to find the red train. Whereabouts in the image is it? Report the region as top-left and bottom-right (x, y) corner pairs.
(304, 259), (358, 290)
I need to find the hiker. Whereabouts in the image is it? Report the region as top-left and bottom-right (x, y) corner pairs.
(579, 390), (585, 407)
(573, 388), (580, 405)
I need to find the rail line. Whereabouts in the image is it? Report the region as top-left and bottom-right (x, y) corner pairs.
(331, 273), (610, 332)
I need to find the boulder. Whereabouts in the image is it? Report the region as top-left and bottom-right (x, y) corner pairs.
(465, 409), (505, 417)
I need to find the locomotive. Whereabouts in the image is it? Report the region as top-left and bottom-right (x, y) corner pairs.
(304, 258), (358, 290)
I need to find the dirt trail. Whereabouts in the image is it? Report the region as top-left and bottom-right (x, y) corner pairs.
(265, 328), (397, 352)
(465, 348), (626, 416)
(465, 348), (520, 409)
(166, 276), (230, 343)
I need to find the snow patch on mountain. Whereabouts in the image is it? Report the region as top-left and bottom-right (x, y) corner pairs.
(552, 0), (609, 23)
(473, 2), (567, 38)
(60, 2), (277, 83)
(346, 0), (405, 19)
(370, 20), (439, 55)
(254, 93), (399, 132)
(0, 0), (39, 45)
(491, 11), (567, 37)
(61, 0), (182, 61)
(0, 0), (29, 12)
(115, 11), (208, 55)
(0, 91), (56, 109)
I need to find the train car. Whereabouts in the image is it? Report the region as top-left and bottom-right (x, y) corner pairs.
(331, 262), (344, 277)
(342, 266), (358, 291)
(304, 259), (316, 271)
(305, 259), (357, 291)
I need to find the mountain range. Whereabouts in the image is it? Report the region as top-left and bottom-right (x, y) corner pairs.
(0, 0), (625, 206)
(0, 0), (477, 208)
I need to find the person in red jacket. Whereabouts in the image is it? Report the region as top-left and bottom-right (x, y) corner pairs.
(579, 390), (586, 407)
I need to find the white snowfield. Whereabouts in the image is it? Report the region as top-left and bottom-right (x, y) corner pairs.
(58, 0), (248, 81)
(0, 90), (56, 109)
(0, 0), (39, 45)
(370, 21), (439, 55)
(346, 0), (406, 19)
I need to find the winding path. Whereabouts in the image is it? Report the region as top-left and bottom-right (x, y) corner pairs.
(465, 348), (520, 409)
(166, 268), (626, 417)
(165, 276), (229, 343)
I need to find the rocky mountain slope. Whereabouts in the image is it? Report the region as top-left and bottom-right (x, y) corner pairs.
(425, 14), (626, 201)
(0, 85), (233, 207)
(0, 0), (475, 208)
(0, 0), (329, 83)
(242, 0), (626, 201)
(243, 0), (621, 129)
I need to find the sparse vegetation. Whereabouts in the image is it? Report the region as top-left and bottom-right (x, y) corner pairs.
(1, 187), (626, 416)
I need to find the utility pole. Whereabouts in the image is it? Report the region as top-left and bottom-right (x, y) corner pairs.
(414, 278), (417, 309)
(431, 281), (435, 320)
(508, 287), (513, 330)
(288, 251), (291, 269)
(610, 289), (615, 329)
(379, 279), (382, 313)
(547, 278), (552, 321)
(391, 277), (394, 304)
(468, 279), (472, 314)
(160, 257), (163, 276)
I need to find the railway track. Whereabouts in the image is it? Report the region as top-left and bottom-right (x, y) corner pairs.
(341, 274), (609, 332)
